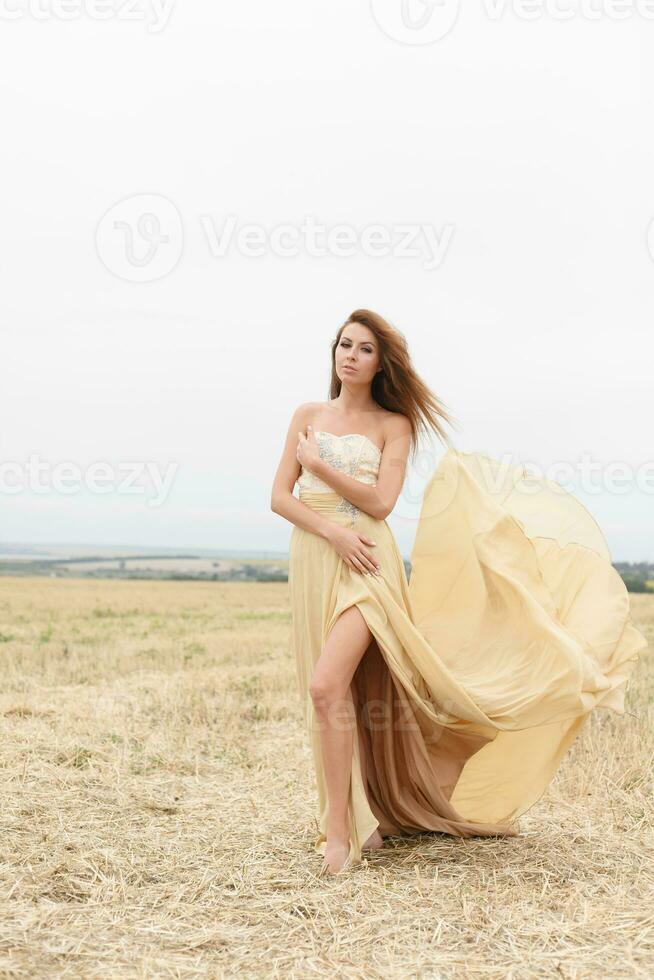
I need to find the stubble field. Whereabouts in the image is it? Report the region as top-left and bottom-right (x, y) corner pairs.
(0, 577), (652, 978)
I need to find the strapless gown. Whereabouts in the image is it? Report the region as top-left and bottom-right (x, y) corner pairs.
(288, 431), (648, 867)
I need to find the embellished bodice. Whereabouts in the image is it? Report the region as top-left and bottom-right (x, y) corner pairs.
(296, 430), (382, 519)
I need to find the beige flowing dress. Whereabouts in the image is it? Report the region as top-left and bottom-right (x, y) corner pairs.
(288, 431), (647, 867)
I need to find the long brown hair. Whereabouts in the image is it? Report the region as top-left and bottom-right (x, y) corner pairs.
(329, 309), (460, 457)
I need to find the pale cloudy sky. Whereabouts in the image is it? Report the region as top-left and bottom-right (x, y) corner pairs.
(2, 2), (652, 562)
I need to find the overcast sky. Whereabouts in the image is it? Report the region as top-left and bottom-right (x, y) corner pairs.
(2, 2), (652, 562)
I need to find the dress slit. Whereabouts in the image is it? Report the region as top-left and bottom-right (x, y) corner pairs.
(348, 604), (511, 844)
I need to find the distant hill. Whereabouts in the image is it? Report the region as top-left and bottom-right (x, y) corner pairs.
(0, 543), (649, 590)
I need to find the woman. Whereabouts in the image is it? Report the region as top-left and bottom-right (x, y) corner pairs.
(270, 309), (647, 876)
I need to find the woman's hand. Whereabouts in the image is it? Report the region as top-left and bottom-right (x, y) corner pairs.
(296, 425), (323, 474)
(326, 525), (382, 577)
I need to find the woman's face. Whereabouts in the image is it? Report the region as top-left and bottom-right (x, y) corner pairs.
(335, 324), (381, 385)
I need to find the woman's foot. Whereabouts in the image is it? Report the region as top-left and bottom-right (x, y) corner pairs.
(363, 828), (384, 850)
(320, 835), (352, 875)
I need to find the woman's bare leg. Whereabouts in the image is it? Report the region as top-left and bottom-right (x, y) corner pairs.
(309, 604), (376, 872)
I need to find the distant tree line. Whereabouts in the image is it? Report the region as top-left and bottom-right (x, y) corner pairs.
(613, 562), (654, 593)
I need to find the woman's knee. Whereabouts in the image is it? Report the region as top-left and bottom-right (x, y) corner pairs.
(309, 674), (356, 725)
(309, 673), (344, 708)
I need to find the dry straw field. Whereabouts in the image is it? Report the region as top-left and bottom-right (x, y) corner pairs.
(1, 576), (652, 978)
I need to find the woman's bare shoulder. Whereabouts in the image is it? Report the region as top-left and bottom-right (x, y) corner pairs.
(287, 401), (324, 427)
(382, 410), (412, 436)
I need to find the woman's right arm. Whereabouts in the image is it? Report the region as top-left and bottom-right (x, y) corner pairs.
(270, 404), (381, 576)
(270, 403), (338, 541)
